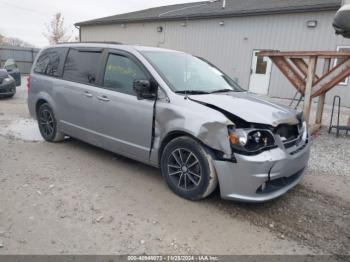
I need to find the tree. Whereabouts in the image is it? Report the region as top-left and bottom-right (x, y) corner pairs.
(0, 32), (33, 47)
(4, 37), (33, 47)
(44, 13), (71, 44)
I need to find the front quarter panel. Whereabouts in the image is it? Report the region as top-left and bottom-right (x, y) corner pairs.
(151, 96), (233, 166)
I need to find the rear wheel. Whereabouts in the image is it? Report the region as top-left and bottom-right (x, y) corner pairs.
(161, 136), (218, 200)
(37, 103), (65, 142)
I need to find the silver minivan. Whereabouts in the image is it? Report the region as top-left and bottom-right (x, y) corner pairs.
(28, 43), (310, 202)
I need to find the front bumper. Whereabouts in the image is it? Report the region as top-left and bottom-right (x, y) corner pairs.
(213, 140), (311, 203)
(0, 82), (16, 96)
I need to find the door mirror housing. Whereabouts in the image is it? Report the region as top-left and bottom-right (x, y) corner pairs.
(133, 80), (156, 100)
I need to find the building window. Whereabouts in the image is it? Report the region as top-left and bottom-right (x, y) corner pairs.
(255, 56), (268, 74)
(335, 46), (350, 86)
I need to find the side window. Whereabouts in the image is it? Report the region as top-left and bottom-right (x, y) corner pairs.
(103, 54), (148, 95)
(63, 49), (102, 85)
(34, 48), (67, 77)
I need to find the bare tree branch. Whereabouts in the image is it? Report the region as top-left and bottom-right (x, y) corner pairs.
(44, 12), (72, 44)
(0, 32), (34, 47)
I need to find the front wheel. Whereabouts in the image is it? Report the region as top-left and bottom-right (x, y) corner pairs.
(161, 136), (218, 200)
(37, 103), (65, 142)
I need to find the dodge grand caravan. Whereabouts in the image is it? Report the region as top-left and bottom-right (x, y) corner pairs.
(28, 43), (310, 202)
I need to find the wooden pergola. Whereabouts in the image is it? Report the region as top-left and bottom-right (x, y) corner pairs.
(257, 51), (350, 134)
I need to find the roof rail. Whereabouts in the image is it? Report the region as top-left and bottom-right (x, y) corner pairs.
(56, 41), (123, 45)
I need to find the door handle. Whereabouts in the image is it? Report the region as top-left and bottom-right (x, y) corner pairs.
(83, 91), (93, 98)
(97, 95), (110, 102)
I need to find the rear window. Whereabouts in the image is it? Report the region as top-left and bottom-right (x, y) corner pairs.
(63, 49), (102, 85)
(34, 48), (68, 77)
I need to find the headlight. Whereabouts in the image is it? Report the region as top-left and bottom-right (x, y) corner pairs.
(301, 121), (308, 141)
(3, 77), (11, 82)
(296, 113), (308, 141)
(228, 126), (276, 154)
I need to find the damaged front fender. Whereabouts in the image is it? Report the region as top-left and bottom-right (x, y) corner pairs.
(150, 97), (233, 166)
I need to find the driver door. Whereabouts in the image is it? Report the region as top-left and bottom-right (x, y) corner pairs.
(95, 50), (156, 163)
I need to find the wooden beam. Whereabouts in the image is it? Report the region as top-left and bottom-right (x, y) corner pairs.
(258, 50), (350, 110)
(258, 51), (350, 58)
(303, 56), (317, 124)
(309, 124), (322, 135)
(312, 57), (350, 88)
(312, 58), (350, 97)
(315, 58), (331, 125)
(270, 57), (305, 94)
(290, 58), (320, 84)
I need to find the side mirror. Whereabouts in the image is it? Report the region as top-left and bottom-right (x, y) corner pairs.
(133, 80), (156, 100)
(334, 3), (350, 38)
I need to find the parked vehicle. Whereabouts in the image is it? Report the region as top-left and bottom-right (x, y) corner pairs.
(3, 59), (21, 86)
(334, 0), (350, 38)
(27, 43), (310, 202)
(0, 69), (16, 98)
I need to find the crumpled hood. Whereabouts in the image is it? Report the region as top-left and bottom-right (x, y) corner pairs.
(189, 92), (299, 127)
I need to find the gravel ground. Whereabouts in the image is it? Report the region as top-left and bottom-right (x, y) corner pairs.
(0, 79), (349, 255)
(269, 96), (350, 129)
(268, 97), (350, 201)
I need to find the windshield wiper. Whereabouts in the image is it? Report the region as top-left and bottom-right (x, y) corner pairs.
(175, 90), (210, 95)
(210, 89), (234, 94)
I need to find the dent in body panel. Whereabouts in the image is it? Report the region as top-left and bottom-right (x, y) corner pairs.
(189, 92), (299, 127)
(150, 96), (233, 166)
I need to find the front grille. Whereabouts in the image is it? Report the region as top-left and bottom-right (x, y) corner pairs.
(0, 78), (3, 85)
(290, 139), (308, 155)
(274, 124), (301, 149)
(0, 86), (14, 94)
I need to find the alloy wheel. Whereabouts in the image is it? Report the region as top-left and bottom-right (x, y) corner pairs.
(167, 148), (202, 191)
(39, 109), (55, 138)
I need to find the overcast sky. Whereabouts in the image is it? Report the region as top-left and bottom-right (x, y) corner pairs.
(0, 0), (201, 47)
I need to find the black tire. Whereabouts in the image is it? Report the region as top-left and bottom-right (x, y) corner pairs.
(160, 136), (218, 200)
(37, 103), (65, 142)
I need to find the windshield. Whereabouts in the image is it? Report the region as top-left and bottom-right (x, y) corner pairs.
(141, 51), (245, 94)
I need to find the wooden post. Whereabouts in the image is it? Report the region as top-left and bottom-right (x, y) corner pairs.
(303, 56), (317, 124)
(315, 58), (331, 125)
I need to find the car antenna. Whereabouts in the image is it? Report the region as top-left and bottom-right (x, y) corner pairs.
(184, 17), (189, 100)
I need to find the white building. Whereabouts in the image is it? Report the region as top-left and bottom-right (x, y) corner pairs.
(76, 0), (350, 106)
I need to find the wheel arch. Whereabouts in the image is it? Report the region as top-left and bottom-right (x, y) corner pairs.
(35, 99), (48, 115)
(159, 130), (220, 200)
(34, 92), (57, 117)
(158, 130), (222, 166)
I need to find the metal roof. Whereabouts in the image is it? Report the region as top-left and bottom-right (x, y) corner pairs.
(76, 0), (341, 26)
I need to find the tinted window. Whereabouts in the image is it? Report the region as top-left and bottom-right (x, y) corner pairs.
(34, 48), (67, 77)
(103, 54), (148, 95)
(63, 49), (102, 85)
